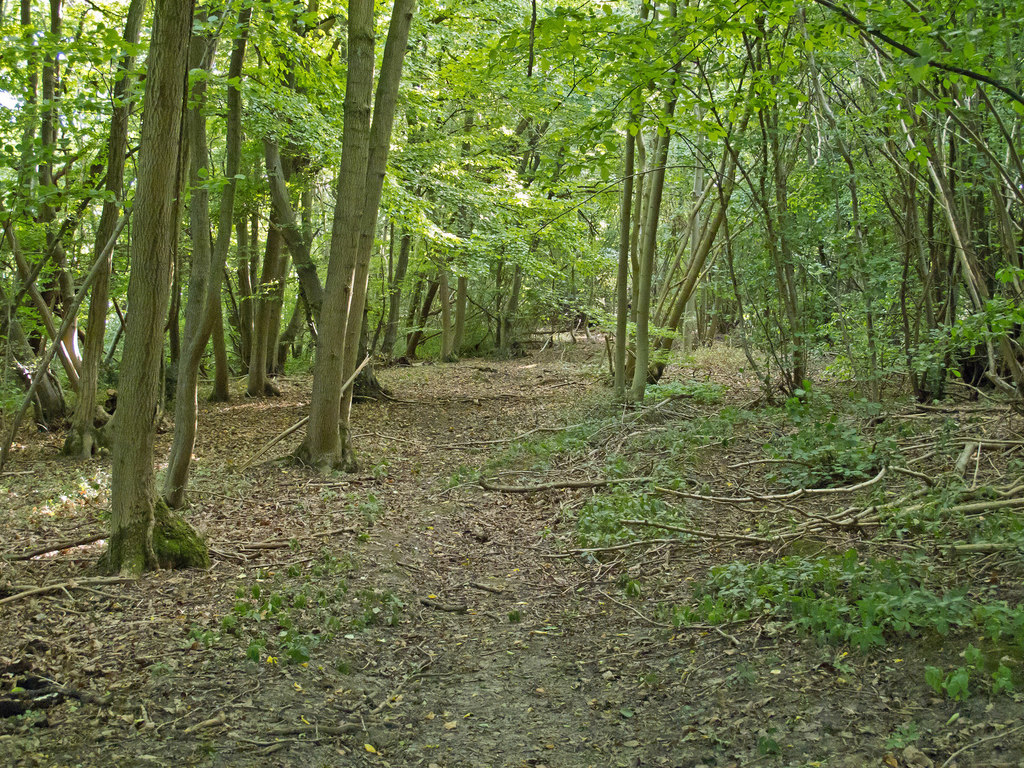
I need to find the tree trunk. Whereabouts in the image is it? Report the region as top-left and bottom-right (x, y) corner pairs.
(499, 264), (523, 357)
(613, 128), (635, 400)
(209, 302), (230, 401)
(381, 232), (411, 359)
(64, 0), (146, 458)
(439, 266), (453, 361)
(405, 278), (439, 359)
(247, 212), (284, 397)
(264, 139), (324, 317)
(453, 275), (467, 357)
(293, 0), (376, 470)
(276, 293), (304, 372)
(2, 285), (66, 429)
(266, 252), (291, 375)
(163, 25), (218, 508)
(106, 0), (208, 576)
(235, 216), (254, 371)
(334, 0), (417, 468)
(629, 85), (676, 402)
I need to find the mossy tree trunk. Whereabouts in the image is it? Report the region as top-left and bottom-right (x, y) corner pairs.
(106, 0), (208, 576)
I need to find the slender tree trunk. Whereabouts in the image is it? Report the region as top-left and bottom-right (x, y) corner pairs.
(162, 25), (218, 508)
(630, 79), (677, 401)
(247, 213), (283, 397)
(264, 139), (324, 317)
(439, 266), (453, 361)
(266, 252), (290, 375)
(5, 224), (80, 388)
(381, 232), (411, 359)
(276, 293), (304, 372)
(107, 0), (208, 576)
(235, 216), (254, 370)
(1, 285), (66, 428)
(293, 0), (376, 470)
(209, 302), (230, 401)
(453, 275), (467, 357)
(614, 129), (635, 400)
(334, 0), (417, 468)
(499, 264), (523, 357)
(64, 0), (147, 458)
(405, 278), (438, 359)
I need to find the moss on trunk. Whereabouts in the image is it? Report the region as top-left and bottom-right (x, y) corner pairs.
(103, 500), (210, 575)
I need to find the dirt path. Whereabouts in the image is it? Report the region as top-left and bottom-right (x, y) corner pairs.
(2, 343), (1023, 767)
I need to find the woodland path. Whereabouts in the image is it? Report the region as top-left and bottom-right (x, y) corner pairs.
(2, 341), (1022, 767)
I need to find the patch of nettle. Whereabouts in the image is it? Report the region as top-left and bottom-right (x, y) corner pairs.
(675, 549), (1023, 698)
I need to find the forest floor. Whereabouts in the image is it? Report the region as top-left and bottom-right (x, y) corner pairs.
(2, 338), (1024, 768)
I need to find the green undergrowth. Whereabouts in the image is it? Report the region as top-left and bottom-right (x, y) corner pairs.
(766, 383), (896, 489)
(677, 550), (1024, 698)
(186, 550), (403, 667)
(575, 488), (682, 549)
(645, 379), (727, 405)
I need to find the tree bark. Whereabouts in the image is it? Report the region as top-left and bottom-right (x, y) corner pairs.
(439, 266), (453, 360)
(292, 0), (376, 470)
(64, 0), (147, 458)
(381, 232), (412, 359)
(106, 0), (208, 575)
(613, 128), (635, 400)
(404, 278), (438, 359)
(247, 211), (284, 397)
(334, 0), (417, 468)
(453, 275), (467, 357)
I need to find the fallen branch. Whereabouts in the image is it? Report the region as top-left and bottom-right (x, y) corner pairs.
(419, 596), (468, 613)
(480, 476), (649, 493)
(946, 542), (1022, 554)
(955, 442), (979, 477)
(5, 534), (106, 562)
(184, 711), (227, 734)
(619, 519), (771, 544)
(656, 467), (887, 505)
(442, 425), (564, 448)
(939, 723), (1024, 768)
(0, 577), (131, 608)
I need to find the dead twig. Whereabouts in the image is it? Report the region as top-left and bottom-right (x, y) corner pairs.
(231, 526), (358, 552)
(480, 476), (649, 493)
(939, 723), (1024, 768)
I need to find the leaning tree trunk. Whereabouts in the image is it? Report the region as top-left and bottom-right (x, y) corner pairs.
(65, 0), (146, 459)
(1, 285), (66, 428)
(106, 0), (209, 576)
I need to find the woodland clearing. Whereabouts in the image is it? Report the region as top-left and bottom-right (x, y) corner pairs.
(1, 339), (1024, 768)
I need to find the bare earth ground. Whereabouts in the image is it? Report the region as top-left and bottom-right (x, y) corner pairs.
(1, 339), (1023, 768)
